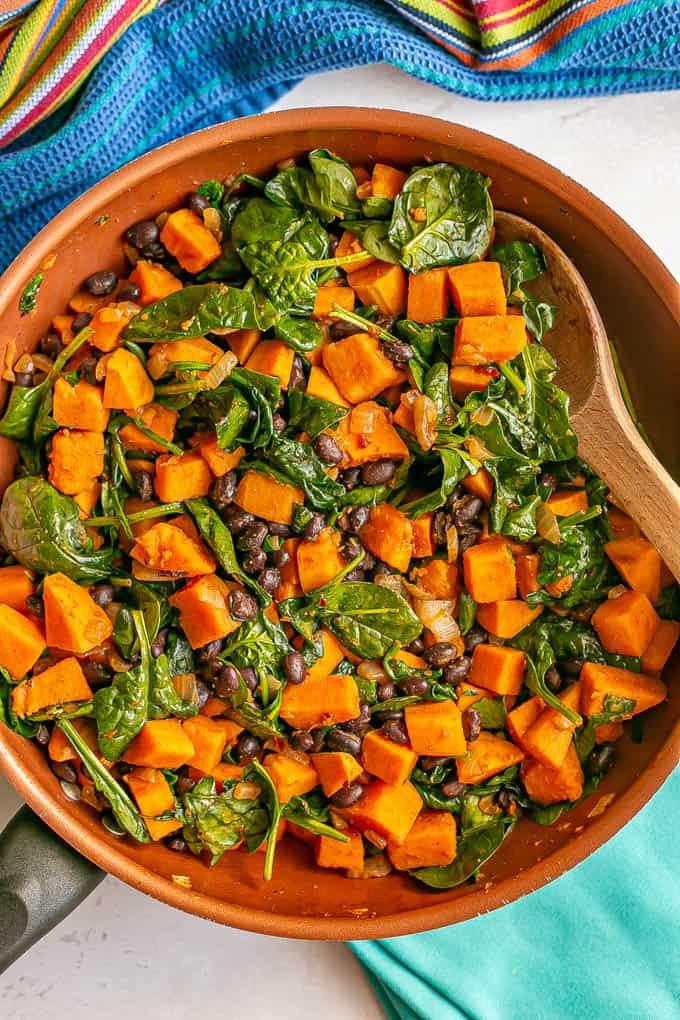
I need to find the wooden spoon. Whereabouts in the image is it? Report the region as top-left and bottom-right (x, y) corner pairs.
(494, 211), (680, 581)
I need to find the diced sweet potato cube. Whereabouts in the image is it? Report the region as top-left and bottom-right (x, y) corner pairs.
(245, 340), (295, 388)
(547, 489), (589, 517)
(53, 379), (110, 432)
(122, 720), (195, 769)
(463, 541), (517, 603)
(642, 619), (680, 674)
(311, 752), (363, 797)
(192, 433), (244, 476)
(594, 722), (624, 743)
(522, 704), (577, 771)
(388, 810), (457, 870)
(591, 589), (660, 657)
(315, 828), (364, 871)
(121, 403), (178, 453)
(453, 316), (527, 365)
(52, 314), (74, 344)
(516, 553), (540, 600)
(607, 506), (640, 540)
(154, 451), (211, 502)
(43, 572), (113, 654)
(330, 401), (408, 467)
(506, 696), (544, 749)
(323, 332), (404, 404)
(476, 599), (543, 639)
(226, 329), (261, 363)
(148, 337), (223, 379)
(103, 348), (154, 409)
(407, 269), (449, 323)
(579, 661), (666, 719)
(306, 365), (350, 407)
(362, 729), (418, 785)
(447, 262), (506, 317)
(371, 163), (407, 199)
(405, 700), (466, 757)
(125, 767), (182, 841)
(90, 303), (136, 352)
(335, 230), (373, 274)
(604, 537), (662, 603)
(298, 628), (346, 684)
(169, 574), (239, 648)
(297, 528), (347, 592)
(410, 558), (459, 600)
(182, 716), (233, 774)
(48, 717), (97, 762)
(349, 263), (408, 318)
(312, 284), (355, 320)
(280, 673), (360, 730)
(131, 522), (216, 577)
(234, 470), (304, 526)
(412, 514), (434, 558)
(455, 683), (494, 712)
(341, 780), (422, 844)
(449, 365), (497, 401)
(11, 655), (90, 716)
(160, 208), (221, 274)
(456, 731), (524, 784)
(264, 752), (319, 803)
(462, 468), (493, 505)
(274, 537), (302, 600)
(0, 565), (34, 613)
(48, 429), (104, 495)
(129, 260), (182, 306)
(521, 743), (584, 805)
(470, 644), (526, 695)
(359, 503), (413, 572)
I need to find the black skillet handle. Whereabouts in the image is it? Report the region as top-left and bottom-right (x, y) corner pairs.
(0, 805), (104, 975)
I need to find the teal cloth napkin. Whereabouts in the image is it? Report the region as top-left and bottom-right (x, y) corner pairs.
(351, 769), (679, 1020)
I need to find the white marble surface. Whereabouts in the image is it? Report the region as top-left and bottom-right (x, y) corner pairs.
(1, 62), (679, 1020)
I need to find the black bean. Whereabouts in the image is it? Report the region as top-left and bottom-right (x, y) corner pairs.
(342, 535), (364, 562)
(272, 413), (287, 432)
(326, 729), (362, 756)
(116, 762), (133, 776)
(464, 626), (488, 653)
(237, 733), (262, 762)
(60, 780), (81, 802)
(459, 526), (482, 553)
(176, 775), (196, 795)
(242, 549), (267, 573)
(117, 281), (141, 303)
(361, 459), (396, 486)
(51, 761), (78, 784)
(187, 192), (210, 216)
(25, 594), (44, 618)
(85, 270), (117, 296)
(329, 320), (359, 341)
(497, 789), (515, 811)
(444, 486), (464, 510)
(377, 682), (396, 702)
(453, 496), (483, 529)
(315, 433), (343, 465)
(101, 812), (126, 838)
(81, 660), (113, 687)
(35, 724), (50, 746)
(240, 667), (258, 692)
(432, 510), (450, 547)
(544, 666), (563, 693)
(344, 567), (366, 582)
(268, 522), (291, 537)
(79, 355), (99, 385)
(303, 513), (326, 540)
(125, 219), (159, 249)
(15, 371), (33, 387)
(407, 637), (425, 655)
(214, 663), (241, 697)
(308, 729), (326, 753)
(399, 676), (429, 697)
(348, 506), (370, 532)
(91, 582), (114, 608)
(587, 743), (616, 777)
(196, 639), (223, 663)
(150, 628), (168, 659)
(440, 779), (467, 799)
(420, 755), (452, 773)
(226, 589), (257, 622)
(382, 339), (414, 365)
(271, 547), (290, 569)
(258, 567), (281, 594)
(195, 680), (210, 709)
(223, 507), (254, 533)
(289, 730), (315, 753)
(344, 705), (372, 732)
(330, 782), (365, 808)
(132, 469), (154, 502)
(341, 467), (361, 490)
(372, 561), (394, 578)
(382, 719), (409, 745)
(442, 657), (472, 683)
(236, 522), (268, 551)
(209, 471), (237, 511)
(374, 708), (403, 723)
(569, 602), (598, 625)
(165, 836), (187, 853)
(140, 241), (166, 261)
(289, 355), (305, 390)
(284, 652), (307, 685)
(40, 332), (62, 358)
(424, 642), (457, 667)
(72, 311), (93, 333)
(463, 708), (481, 742)
(561, 657), (585, 677)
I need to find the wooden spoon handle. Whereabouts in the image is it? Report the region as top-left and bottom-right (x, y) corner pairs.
(576, 408), (680, 583)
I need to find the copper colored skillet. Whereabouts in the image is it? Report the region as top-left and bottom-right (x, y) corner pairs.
(0, 109), (678, 971)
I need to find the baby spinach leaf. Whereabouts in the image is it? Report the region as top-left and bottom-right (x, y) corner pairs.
(19, 272), (44, 314)
(263, 435), (345, 510)
(265, 149), (361, 222)
(94, 610), (151, 761)
(180, 385), (250, 450)
(531, 521), (613, 608)
(341, 219), (401, 264)
(185, 497), (270, 604)
(457, 592), (477, 635)
(361, 195), (392, 219)
(521, 298), (556, 342)
(0, 476), (114, 583)
(402, 448), (469, 518)
(388, 163), (493, 272)
(244, 761), (281, 875)
(221, 610), (292, 676)
(574, 693), (637, 762)
(165, 631), (194, 676)
(512, 630), (581, 725)
(148, 653), (199, 721)
(181, 776), (268, 864)
(339, 483), (393, 509)
(531, 775), (601, 826)
(486, 459), (540, 541)
(282, 795), (348, 841)
(123, 283), (278, 341)
(287, 389), (348, 439)
(475, 697), (507, 729)
(58, 718), (149, 843)
(230, 366), (280, 450)
(521, 344), (578, 462)
(491, 241), (547, 295)
(275, 314), (325, 353)
(196, 243), (244, 283)
(410, 819), (513, 889)
(396, 319), (457, 363)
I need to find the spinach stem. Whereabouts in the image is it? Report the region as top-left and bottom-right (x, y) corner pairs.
(110, 430), (135, 488)
(498, 361), (526, 395)
(329, 304), (400, 344)
(127, 416), (184, 455)
(558, 505), (603, 530)
(311, 250), (378, 270)
(85, 501), (184, 528)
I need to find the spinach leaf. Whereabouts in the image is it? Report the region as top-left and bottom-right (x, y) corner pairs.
(521, 344), (578, 462)
(185, 497), (269, 604)
(275, 314), (325, 354)
(457, 592), (477, 635)
(221, 610), (291, 676)
(339, 483), (394, 508)
(396, 319), (457, 363)
(531, 521), (612, 608)
(425, 361), (455, 420)
(0, 476), (114, 583)
(574, 693), (636, 762)
(244, 762), (282, 877)
(341, 219), (401, 264)
(491, 241), (547, 295)
(402, 448), (470, 518)
(230, 366), (280, 450)
(94, 610), (151, 761)
(181, 776), (268, 864)
(265, 149), (361, 222)
(225, 699), (284, 741)
(361, 196), (392, 219)
(165, 631), (195, 676)
(196, 243), (244, 283)
(512, 632), (581, 725)
(410, 819), (513, 888)
(475, 696), (507, 729)
(388, 163), (493, 272)
(486, 459), (540, 541)
(531, 774), (601, 826)
(181, 385), (250, 450)
(19, 272), (44, 314)
(263, 435), (345, 511)
(123, 283), (278, 341)
(148, 653), (199, 720)
(521, 298), (556, 342)
(58, 718), (149, 842)
(287, 389), (348, 439)
(413, 782), (464, 812)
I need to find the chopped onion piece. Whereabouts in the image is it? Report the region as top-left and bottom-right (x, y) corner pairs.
(202, 206), (222, 239)
(14, 353), (34, 373)
(123, 243), (139, 266)
(415, 599), (460, 643)
(172, 673), (199, 705)
(203, 350), (237, 390)
(329, 810), (350, 831)
(347, 853), (393, 879)
(283, 747), (312, 766)
(129, 564), (182, 582)
(465, 436), (494, 462)
(446, 525), (459, 563)
(234, 781), (261, 801)
(401, 578), (434, 600)
(536, 502), (561, 544)
(374, 572), (406, 598)
(350, 403), (378, 435)
(357, 660), (386, 681)
(155, 211), (169, 229)
(107, 649), (134, 673)
(33, 352), (55, 373)
(470, 405), (495, 427)
(413, 394), (438, 451)
(607, 584), (629, 600)
(363, 829), (387, 849)
(147, 353), (169, 380)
